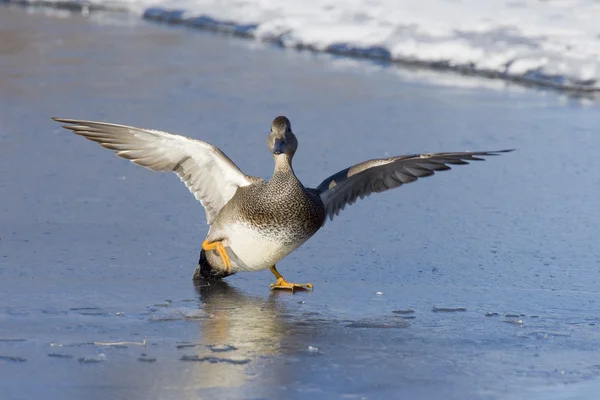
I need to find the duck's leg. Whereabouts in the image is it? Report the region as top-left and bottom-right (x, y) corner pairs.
(202, 240), (231, 273)
(269, 265), (313, 291)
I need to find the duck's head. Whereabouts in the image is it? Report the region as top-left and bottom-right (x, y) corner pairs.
(267, 116), (298, 159)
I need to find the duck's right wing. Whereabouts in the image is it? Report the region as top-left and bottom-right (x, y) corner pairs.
(315, 150), (513, 222)
(53, 118), (263, 225)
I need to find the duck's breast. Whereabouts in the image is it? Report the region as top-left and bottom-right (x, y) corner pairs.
(207, 177), (324, 272)
(224, 222), (302, 272)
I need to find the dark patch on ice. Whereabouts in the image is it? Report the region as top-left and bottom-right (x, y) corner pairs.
(0, 355), (26, 362)
(432, 307), (467, 313)
(70, 307), (109, 316)
(347, 317), (410, 329)
(48, 353), (74, 359)
(6, 309), (28, 316)
(41, 309), (68, 315)
(207, 344), (237, 353)
(78, 357), (103, 363)
(176, 343), (198, 349)
(180, 355), (250, 365)
(392, 309), (415, 315)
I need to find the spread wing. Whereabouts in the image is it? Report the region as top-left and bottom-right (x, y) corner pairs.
(53, 118), (263, 225)
(315, 150), (513, 222)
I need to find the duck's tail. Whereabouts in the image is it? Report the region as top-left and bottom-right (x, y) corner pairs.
(192, 249), (234, 280)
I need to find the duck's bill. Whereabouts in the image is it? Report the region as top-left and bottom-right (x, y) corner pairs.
(273, 138), (286, 155)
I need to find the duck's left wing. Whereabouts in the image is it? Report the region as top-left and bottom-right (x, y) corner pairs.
(315, 150), (513, 222)
(53, 118), (263, 225)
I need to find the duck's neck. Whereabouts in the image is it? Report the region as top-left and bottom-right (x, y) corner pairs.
(273, 154), (295, 177)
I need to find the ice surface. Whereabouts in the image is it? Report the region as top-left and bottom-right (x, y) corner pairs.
(4, 6), (600, 398)
(8, 0), (600, 91)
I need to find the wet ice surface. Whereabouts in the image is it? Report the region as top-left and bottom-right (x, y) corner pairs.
(1, 6), (600, 400)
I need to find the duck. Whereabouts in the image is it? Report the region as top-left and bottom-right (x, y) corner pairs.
(53, 116), (512, 291)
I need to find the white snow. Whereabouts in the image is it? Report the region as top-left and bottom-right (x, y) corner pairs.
(15, 0), (600, 90)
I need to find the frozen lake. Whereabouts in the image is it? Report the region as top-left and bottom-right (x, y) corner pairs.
(1, 5), (600, 399)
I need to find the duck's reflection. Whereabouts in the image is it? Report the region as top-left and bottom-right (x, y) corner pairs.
(194, 279), (289, 352)
(182, 279), (294, 392)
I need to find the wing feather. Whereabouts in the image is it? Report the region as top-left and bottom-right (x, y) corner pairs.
(53, 118), (263, 224)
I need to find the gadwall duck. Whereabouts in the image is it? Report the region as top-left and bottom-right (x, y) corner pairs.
(53, 116), (512, 291)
